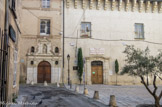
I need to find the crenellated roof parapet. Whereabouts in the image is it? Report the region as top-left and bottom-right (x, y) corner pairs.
(66, 0), (162, 13)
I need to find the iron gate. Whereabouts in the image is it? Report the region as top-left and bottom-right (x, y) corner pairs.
(0, 28), (9, 106)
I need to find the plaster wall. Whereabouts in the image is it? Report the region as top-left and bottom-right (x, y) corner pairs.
(64, 1), (162, 85)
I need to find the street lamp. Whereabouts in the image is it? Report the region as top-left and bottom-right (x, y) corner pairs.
(67, 54), (70, 85)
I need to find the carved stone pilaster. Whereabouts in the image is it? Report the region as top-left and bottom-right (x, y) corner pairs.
(159, 2), (162, 13)
(104, 0), (109, 10)
(74, 0), (77, 9)
(139, 0), (143, 13)
(97, 0), (101, 10)
(125, 0), (129, 11)
(118, 0), (122, 11)
(90, 0), (93, 9)
(66, 0), (70, 8)
(82, 0), (86, 9)
(146, 1), (150, 12)
(112, 0), (116, 11)
(153, 1), (157, 13)
(132, 0), (136, 12)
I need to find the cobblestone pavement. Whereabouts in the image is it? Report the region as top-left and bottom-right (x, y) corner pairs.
(10, 84), (107, 107)
(66, 84), (162, 107)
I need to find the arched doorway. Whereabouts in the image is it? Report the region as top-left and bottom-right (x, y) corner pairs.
(38, 61), (51, 83)
(91, 61), (103, 84)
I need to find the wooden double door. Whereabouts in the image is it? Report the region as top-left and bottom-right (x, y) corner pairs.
(38, 61), (51, 83)
(91, 61), (103, 84)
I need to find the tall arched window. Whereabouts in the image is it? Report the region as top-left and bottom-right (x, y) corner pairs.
(55, 47), (59, 53)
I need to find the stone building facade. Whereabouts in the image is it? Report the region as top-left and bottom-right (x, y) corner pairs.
(64, 0), (162, 85)
(0, 0), (21, 102)
(20, 0), (62, 84)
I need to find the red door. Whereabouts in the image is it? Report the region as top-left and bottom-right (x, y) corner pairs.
(38, 61), (51, 83)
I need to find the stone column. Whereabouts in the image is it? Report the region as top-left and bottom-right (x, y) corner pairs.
(86, 60), (92, 85)
(104, 60), (109, 84)
(33, 67), (37, 83)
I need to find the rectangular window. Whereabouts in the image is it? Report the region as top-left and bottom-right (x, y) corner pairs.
(13, 50), (17, 86)
(135, 23), (144, 39)
(40, 19), (50, 36)
(42, 0), (50, 8)
(81, 22), (91, 37)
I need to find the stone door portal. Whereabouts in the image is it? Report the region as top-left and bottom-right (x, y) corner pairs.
(91, 61), (103, 84)
(38, 61), (51, 83)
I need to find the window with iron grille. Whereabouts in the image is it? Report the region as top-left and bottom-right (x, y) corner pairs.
(135, 23), (144, 39)
(42, 0), (50, 8)
(81, 22), (91, 37)
(40, 19), (50, 36)
(13, 50), (17, 86)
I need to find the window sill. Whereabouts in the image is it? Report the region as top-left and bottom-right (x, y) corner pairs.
(134, 38), (145, 40)
(40, 34), (50, 36)
(41, 7), (51, 11)
(13, 85), (17, 88)
(80, 35), (91, 38)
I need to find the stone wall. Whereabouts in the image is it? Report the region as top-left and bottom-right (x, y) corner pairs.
(64, 0), (162, 85)
(19, 0), (62, 84)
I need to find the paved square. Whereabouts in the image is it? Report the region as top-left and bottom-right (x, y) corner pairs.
(66, 85), (162, 107)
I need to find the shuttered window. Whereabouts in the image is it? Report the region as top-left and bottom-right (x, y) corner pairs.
(135, 23), (144, 39)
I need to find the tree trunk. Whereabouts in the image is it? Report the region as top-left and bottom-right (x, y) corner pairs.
(116, 74), (117, 85)
(80, 79), (81, 85)
(154, 97), (160, 107)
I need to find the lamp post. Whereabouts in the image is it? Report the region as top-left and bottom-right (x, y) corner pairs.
(67, 54), (70, 85)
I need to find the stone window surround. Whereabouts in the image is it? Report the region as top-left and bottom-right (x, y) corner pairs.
(134, 23), (144, 39)
(80, 22), (92, 38)
(38, 17), (52, 37)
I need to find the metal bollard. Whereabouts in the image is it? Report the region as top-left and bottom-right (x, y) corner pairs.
(93, 91), (99, 99)
(83, 88), (88, 95)
(109, 95), (117, 107)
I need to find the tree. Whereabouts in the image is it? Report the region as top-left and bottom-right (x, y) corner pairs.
(121, 45), (162, 107)
(115, 59), (119, 85)
(77, 48), (83, 84)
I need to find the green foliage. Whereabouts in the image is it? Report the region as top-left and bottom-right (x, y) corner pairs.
(115, 59), (119, 74)
(77, 48), (83, 84)
(121, 45), (162, 76)
(121, 45), (162, 107)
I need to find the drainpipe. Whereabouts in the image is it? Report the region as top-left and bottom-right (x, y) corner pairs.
(4, 0), (9, 34)
(62, 0), (65, 85)
(4, 0), (9, 102)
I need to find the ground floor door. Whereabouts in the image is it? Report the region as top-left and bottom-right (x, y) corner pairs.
(91, 61), (103, 84)
(38, 61), (51, 83)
